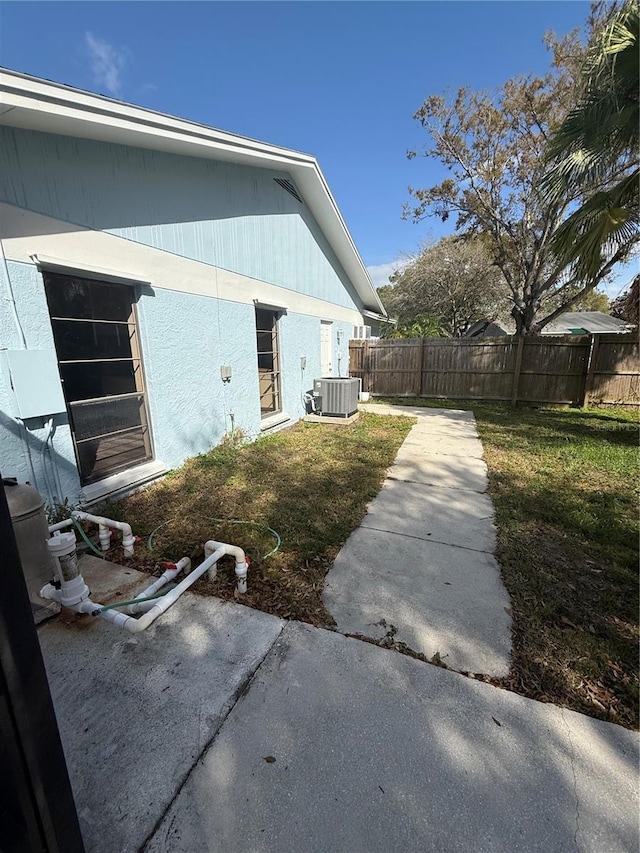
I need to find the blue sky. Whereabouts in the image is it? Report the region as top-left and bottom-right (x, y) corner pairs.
(0, 1), (634, 296)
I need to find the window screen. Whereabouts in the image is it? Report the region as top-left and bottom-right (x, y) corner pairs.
(255, 308), (281, 418)
(44, 272), (153, 485)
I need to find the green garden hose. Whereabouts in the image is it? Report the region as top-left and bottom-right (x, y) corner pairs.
(208, 518), (281, 560)
(71, 515), (106, 559)
(147, 520), (171, 552)
(95, 587), (174, 613)
(146, 516), (281, 560)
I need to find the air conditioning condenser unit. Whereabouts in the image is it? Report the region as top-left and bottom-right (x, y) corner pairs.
(353, 324), (372, 339)
(313, 377), (359, 418)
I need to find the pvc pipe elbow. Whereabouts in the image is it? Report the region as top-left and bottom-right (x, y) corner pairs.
(204, 541), (246, 584)
(39, 582), (59, 601)
(73, 512), (135, 554)
(226, 544), (247, 564)
(204, 540), (223, 557)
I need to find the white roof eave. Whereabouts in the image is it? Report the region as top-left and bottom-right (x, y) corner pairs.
(0, 68), (386, 316)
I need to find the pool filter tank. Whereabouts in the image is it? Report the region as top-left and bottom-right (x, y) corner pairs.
(3, 478), (59, 623)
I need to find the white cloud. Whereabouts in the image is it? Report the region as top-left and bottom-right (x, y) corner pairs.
(366, 259), (410, 289)
(85, 32), (126, 97)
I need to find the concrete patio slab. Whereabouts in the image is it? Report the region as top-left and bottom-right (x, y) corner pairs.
(360, 478), (497, 552)
(388, 452), (489, 493)
(362, 403), (476, 422)
(399, 431), (486, 458)
(325, 403), (509, 674)
(411, 414), (479, 430)
(145, 622), (639, 853)
(363, 404), (479, 433)
(76, 554), (150, 602)
(323, 527), (511, 674)
(38, 558), (283, 853)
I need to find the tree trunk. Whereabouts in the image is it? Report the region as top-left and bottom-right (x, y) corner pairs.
(512, 303), (540, 336)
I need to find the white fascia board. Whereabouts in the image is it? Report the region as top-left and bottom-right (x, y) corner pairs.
(363, 310), (394, 324)
(0, 90), (309, 171)
(290, 165), (386, 316)
(0, 70), (316, 165)
(0, 69), (386, 316)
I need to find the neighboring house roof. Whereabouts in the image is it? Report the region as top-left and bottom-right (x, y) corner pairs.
(465, 319), (510, 338)
(0, 67), (385, 316)
(542, 312), (634, 335)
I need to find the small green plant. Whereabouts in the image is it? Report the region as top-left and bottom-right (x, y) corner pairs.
(219, 427), (247, 450)
(46, 496), (74, 525)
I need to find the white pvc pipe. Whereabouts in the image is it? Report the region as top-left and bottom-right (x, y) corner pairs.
(127, 557), (191, 614)
(204, 540), (249, 592)
(48, 518), (74, 533)
(72, 511), (135, 556)
(100, 546), (227, 632)
(41, 540), (248, 633)
(40, 548), (223, 631)
(48, 512), (136, 556)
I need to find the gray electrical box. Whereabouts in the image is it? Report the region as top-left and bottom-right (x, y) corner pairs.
(0, 350), (66, 419)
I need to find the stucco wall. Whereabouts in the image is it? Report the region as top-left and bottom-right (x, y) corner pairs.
(136, 286), (259, 467)
(0, 259), (352, 506)
(0, 125), (361, 312)
(0, 260), (82, 503)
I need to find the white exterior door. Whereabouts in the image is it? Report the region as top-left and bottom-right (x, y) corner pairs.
(320, 321), (333, 376)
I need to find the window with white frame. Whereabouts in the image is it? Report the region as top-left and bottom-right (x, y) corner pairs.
(43, 272), (153, 485)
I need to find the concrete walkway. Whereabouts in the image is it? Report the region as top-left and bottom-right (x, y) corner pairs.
(38, 559), (639, 852)
(324, 404), (512, 675)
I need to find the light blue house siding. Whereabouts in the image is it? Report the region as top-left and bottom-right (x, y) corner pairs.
(0, 125), (361, 506)
(0, 260), (81, 501)
(1, 257), (353, 506)
(0, 126), (361, 311)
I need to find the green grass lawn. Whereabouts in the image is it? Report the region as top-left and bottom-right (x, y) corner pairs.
(102, 413), (414, 626)
(376, 398), (639, 729)
(100, 400), (638, 729)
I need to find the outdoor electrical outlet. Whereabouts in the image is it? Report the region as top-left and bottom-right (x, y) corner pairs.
(300, 356), (307, 370)
(220, 365), (232, 383)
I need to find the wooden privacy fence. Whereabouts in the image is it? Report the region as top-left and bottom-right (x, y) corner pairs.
(350, 334), (639, 406)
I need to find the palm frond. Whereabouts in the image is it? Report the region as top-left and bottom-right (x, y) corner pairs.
(551, 169), (640, 280)
(542, 0), (639, 278)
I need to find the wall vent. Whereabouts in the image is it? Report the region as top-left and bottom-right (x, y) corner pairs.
(274, 178), (303, 203)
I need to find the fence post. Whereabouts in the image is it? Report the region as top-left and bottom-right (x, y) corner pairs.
(511, 336), (525, 406)
(581, 334), (600, 408)
(415, 338), (425, 397)
(363, 339), (371, 393)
